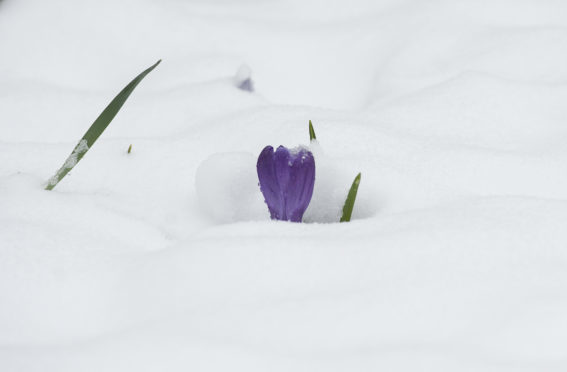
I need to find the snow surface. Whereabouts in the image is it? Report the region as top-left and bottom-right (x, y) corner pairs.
(2, 0), (567, 370)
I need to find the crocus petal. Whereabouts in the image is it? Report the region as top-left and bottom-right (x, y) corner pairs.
(274, 146), (292, 190)
(257, 145), (315, 222)
(237, 79), (253, 92)
(257, 146), (284, 219)
(285, 150), (315, 222)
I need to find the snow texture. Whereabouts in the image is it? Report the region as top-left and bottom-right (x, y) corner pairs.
(1, 0), (567, 371)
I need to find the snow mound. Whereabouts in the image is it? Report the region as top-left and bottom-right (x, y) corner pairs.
(195, 152), (266, 223)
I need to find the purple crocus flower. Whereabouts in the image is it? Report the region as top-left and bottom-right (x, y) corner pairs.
(257, 145), (315, 222)
(237, 78), (253, 92)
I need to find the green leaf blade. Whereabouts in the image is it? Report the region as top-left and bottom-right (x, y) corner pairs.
(309, 120), (317, 141)
(340, 172), (361, 222)
(45, 60), (161, 190)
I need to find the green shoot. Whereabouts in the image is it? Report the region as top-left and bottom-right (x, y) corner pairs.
(45, 60), (161, 190)
(127, 144), (132, 154)
(309, 120), (317, 141)
(340, 172), (361, 222)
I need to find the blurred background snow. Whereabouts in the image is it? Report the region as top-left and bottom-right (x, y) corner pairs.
(1, 0), (567, 371)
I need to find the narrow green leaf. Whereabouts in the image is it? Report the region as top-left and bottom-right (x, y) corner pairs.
(127, 144), (132, 154)
(45, 60), (161, 190)
(309, 120), (317, 141)
(340, 172), (361, 222)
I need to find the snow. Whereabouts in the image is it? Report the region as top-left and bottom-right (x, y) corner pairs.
(1, 0), (567, 370)
(196, 151), (266, 223)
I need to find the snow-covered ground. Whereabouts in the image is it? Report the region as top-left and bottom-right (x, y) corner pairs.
(2, 0), (567, 370)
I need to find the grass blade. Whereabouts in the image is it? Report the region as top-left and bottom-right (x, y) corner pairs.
(309, 120), (317, 141)
(45, 60), (161, 190)
(340, 172), (361, 222)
